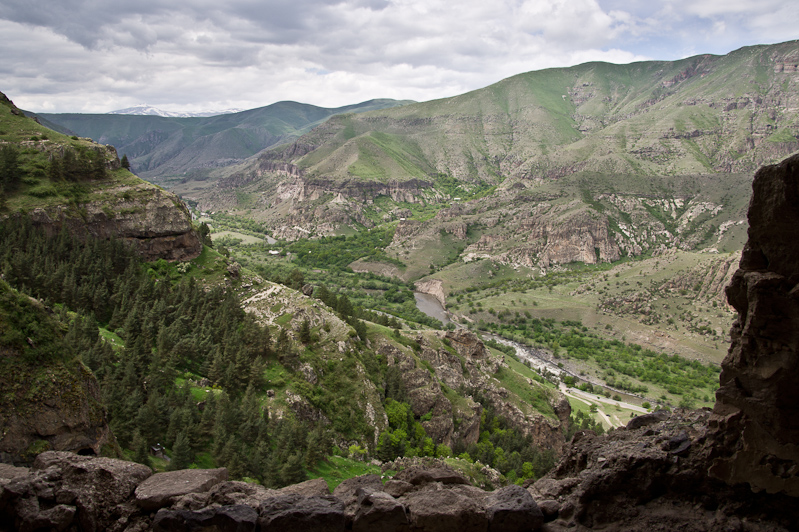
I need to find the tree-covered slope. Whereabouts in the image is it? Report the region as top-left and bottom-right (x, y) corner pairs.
(0, 91), (201, 261)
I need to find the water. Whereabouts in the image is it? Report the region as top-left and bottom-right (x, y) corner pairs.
(414, 292), (450, 324)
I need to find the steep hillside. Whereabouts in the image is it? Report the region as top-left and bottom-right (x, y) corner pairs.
(189, 42), (797, 242)
(34, 99), (413, 182)
(267, 41), (799, 183)
(0, 92), (201, 261)
(0, 280), (116, 463)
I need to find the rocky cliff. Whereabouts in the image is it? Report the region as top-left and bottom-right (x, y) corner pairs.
(1, 91), (201, 263)
(710, 153), (799, 496)
(377, 329), (568, 453)
(528, 409), (797, 531)
(25, 181), (202, 262)
(0, 283), (116, 466)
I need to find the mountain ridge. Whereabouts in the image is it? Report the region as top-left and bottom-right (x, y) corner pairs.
(108, 105), (245, 118)
(32, 98), (415, 181)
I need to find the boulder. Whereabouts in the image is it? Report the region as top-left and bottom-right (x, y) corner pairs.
(383, 479), (414, 498)
(352, 487), (408, 532)
(152, 504), (257, 532)
(402, 486), (489, 532)
(332, 474), (383, 518)
(393, 465), (469, 487)
(2, 451), (152, 532)
(135, 468), (228, 510)
(275, 477), (330, 497)
(485, 484), (543, 532)
(200, 480), (276, 509)
(258, 493), (346, 531)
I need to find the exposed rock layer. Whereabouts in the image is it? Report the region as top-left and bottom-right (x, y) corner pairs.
(25, 183), (201, 262)
(530, 410), (797, 531)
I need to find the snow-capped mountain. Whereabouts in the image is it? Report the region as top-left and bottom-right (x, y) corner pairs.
(108, 105), (244, 118)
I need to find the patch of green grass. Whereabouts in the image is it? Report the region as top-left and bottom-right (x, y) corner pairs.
(308, 455), (385, 491)
(493, 357), (556, 418)
(275, 313), (293, 326)
(98, 327), (124, 350)
(767, 128), (797, 143)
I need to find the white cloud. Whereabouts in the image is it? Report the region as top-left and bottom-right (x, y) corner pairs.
(0, 0), (796, 113)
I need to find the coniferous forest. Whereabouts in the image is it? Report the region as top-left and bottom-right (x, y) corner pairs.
(0, 217), (562, 486)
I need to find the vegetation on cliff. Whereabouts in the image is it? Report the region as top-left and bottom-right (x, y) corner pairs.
(0, 216), (565, 486)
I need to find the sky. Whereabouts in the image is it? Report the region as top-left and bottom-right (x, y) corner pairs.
(1, 0), (797, 114)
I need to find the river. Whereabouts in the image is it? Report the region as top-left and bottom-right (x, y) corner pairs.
(413, 292), (450, 324)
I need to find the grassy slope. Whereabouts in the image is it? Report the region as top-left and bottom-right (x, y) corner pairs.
(278, 41), (799, 185)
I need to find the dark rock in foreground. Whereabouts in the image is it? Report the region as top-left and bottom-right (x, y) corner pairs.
(530, 409), (797, 531)
(0, 452), (543, 531)
(711, 153), (799, 497)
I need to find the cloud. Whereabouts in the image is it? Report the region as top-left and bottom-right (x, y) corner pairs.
(0, 0), (796, 113)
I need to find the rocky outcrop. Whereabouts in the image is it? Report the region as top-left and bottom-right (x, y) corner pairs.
(0, 359), (115, 466)
(710, 153), (799, 496)
(0, 451), (152, 532)
(24, 183), (201, 262)
(377, 331), (567, 452)
(0, 283), (117, 465)
(414, 279), (446, 308)
(0, 453), (545, 532)
(657, 251), (741, 308)
(276, 177), (433, 205)
(529, 409), (797, 531)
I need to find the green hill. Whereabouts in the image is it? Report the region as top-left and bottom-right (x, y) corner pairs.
(264, 41), (798, 183)
(33, 99), (414, 181)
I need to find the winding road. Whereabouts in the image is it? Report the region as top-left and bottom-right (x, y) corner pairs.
(492, 336), (649, 428)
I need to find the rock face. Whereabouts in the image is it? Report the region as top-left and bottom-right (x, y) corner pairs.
(0, 359), (115, 465)
(0, 454), (545, 532)
(710, 153), (799, 496)
(529, 409), (798, 531)
(0, 451), (152, 532)
(26, 183), (202, 262)
(0, 283), (117, 465)
(414, 279), (446, 308)
(377, 330), (567, 452)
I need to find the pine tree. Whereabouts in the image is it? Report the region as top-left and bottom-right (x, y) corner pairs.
(279, 452), (307, 486)
(120, 154), (130, 169)
(168, 431), (193, 471)
(131, 430), (153, 469)
(299, 318), (311, 344)
(0, 145), (22, 188)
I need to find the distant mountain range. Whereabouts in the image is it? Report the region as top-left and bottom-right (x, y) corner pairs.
(108, 105), (245, 118)
(31, 99), (415, 180)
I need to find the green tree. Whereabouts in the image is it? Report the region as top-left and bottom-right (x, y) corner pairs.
(120, 154), (130, 169)
(198, 222), (213, 247)
(131, 430), (152, 469)
(280, 452), (307, 486)
(168, 431), (193, 470)
(299, 318), (311, 344)
(0, 145), (22, 188)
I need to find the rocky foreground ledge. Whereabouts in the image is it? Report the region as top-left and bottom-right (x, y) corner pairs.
(0, 451), (542, 532)
(1, 409), (796, 532)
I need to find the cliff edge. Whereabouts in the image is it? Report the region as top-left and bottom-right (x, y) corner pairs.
(710, 153), (799, 496)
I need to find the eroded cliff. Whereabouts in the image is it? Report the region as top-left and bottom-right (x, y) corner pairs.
(710, 153), (799, 496)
